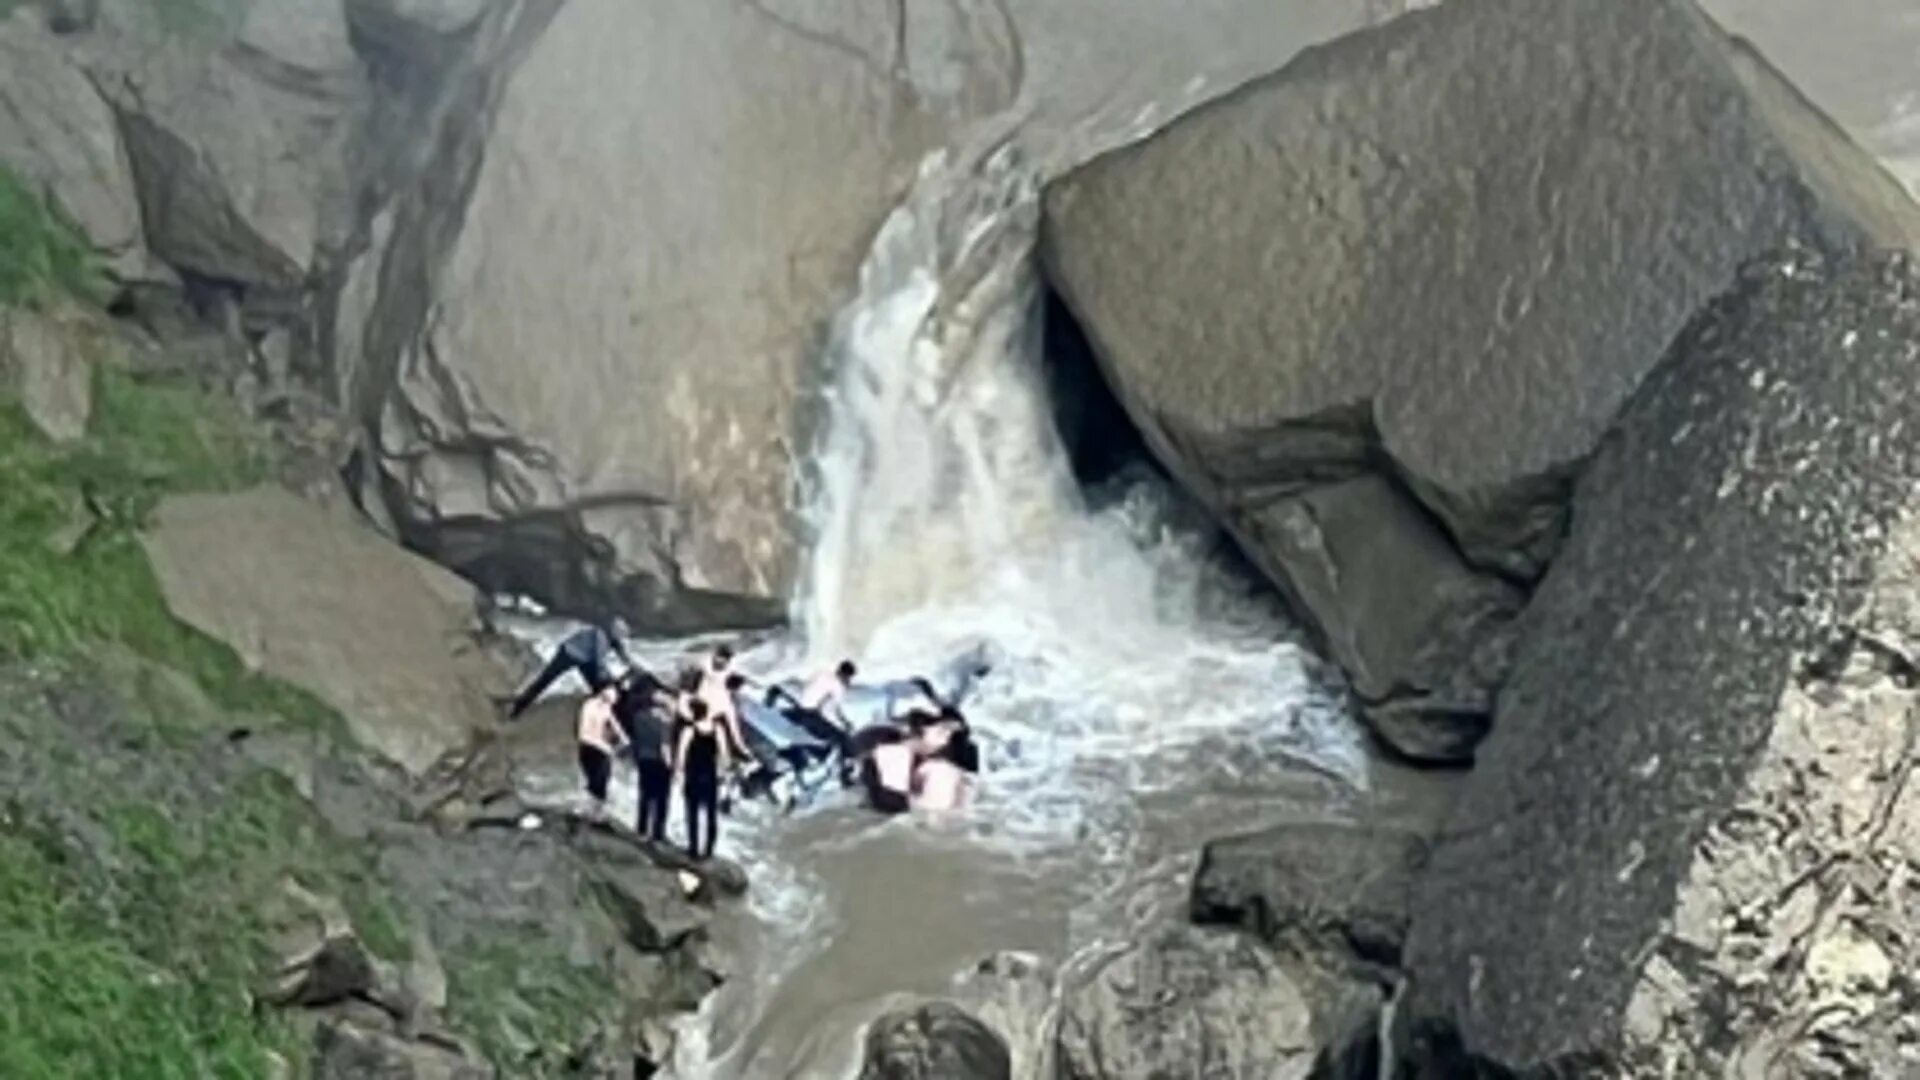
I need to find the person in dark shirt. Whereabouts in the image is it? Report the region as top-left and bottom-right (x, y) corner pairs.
(507, 618), (634, 719)
(615, 670), (674, 842)
(673, 698), (729, 860)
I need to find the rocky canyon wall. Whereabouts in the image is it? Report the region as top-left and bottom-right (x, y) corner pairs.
(1038, 0), (1920, 1073)
(1042, 0), (1920, 764)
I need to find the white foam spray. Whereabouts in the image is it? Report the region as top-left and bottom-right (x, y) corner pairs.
(671, 124), (1367, 1075)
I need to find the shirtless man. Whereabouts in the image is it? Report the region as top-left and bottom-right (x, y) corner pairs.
(695, 646), (755, 762)
(866, 732), (916, 815)
(913, 746), (971, 812)
(803, 659), (856, 714)
(575, 683), (626, 822)
(866, 712), (957, 815)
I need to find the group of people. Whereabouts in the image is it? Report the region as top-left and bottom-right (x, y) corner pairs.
(506, 621), (982, 860)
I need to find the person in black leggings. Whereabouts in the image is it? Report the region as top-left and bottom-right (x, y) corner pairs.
(673, 698), (729, 860)
(615, 671), (674, 842)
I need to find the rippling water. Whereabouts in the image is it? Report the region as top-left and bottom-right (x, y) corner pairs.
(669, 93), (1369, 1072)
(505, 4), (1920, 1076)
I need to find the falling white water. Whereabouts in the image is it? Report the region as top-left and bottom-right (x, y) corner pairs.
(794, 141), (1059, 658)
(659, 126), (1368, 1078)
(486, 135), (1371, 1077)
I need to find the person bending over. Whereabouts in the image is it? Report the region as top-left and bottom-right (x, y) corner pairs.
(576, 683), (626, 821)
(508, 617), (633, 718)
(864, 712), (938, 816)
(616, 671), (674, 842)
(718, 672), (759, 759)
(674, 698), (729, 860)
(772, 659), (858, 749)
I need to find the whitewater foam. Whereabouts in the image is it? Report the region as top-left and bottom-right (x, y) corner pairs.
(671, 127), (1366, 1074)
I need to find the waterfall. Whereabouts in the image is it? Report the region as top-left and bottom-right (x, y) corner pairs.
(792, 139), (1058, 660)
(676, 125), (1368, 1077)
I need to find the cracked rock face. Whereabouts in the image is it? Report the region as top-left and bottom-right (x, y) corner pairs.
(1621, 623), (1920, 1078)
(1400, 250), (1920, 1073)
(1040, 0), (1920, 760)
(0, 11), (147, 277)
(359, 0), (1018, 631)
(1055, 924), (1378, 1080)
(83, 0), (365, 292)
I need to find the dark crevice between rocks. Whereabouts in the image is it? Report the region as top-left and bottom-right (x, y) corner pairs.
(337, 0), (565, 499)
(1042, 284), (1157, 490)
(388, 499), (786, 635)
(1387, 1020), (1532, 1079)
(1041, 284), (1285, 609)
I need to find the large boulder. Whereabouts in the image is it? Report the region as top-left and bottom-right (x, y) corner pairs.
(356, 0), (1018, 632)
(1041, 0), (1920, 759)
(1191, 819), (1429, 969)
(0, 11), (146, 275)
(140, 487), (501, 774)
(1055, 925), (1377, 1080)
(1401, 250), (1920, 1075)
(1, 305), (99, 442)
(859, 1001), (1010, 1080)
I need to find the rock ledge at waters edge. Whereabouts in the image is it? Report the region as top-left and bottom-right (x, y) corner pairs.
(1055, 924), (1379, 1080)
(860, 1000), (1013, 1080)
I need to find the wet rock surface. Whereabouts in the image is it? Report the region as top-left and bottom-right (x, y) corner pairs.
(1192, 819), (1429, 971)
(1401, 250), (1920, 1074)
(1056, 924), (1378, 1080)
(1042, 0), (1920, 757)
(83, 0), (364, 290)
(859, 1000), (1012, 1080)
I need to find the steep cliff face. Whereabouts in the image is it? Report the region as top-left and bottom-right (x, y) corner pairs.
(1040, 0), (1920, 761)
(3, 0), (1418, 634)
(351, 0), (1020, 631)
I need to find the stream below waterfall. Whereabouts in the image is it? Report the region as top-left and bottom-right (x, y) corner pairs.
(482, 2), (1920, 1076)
(664, 110), (1379, 1077)
(636, 15), (1414, 1074)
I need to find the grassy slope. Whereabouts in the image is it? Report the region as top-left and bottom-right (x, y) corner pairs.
(0, 381), (428, 1075)
(0, 174), (410, 1076)
(0, 168), (628, 1078)
(0, 169), (107, 308)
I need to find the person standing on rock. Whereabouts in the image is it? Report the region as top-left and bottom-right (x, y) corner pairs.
(576, 683), (626, 822)
(696, 646), (759, 764)
(507, 617), (635, 719)
(674, 697), (729, 860)
(616, 670), (675, 842)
